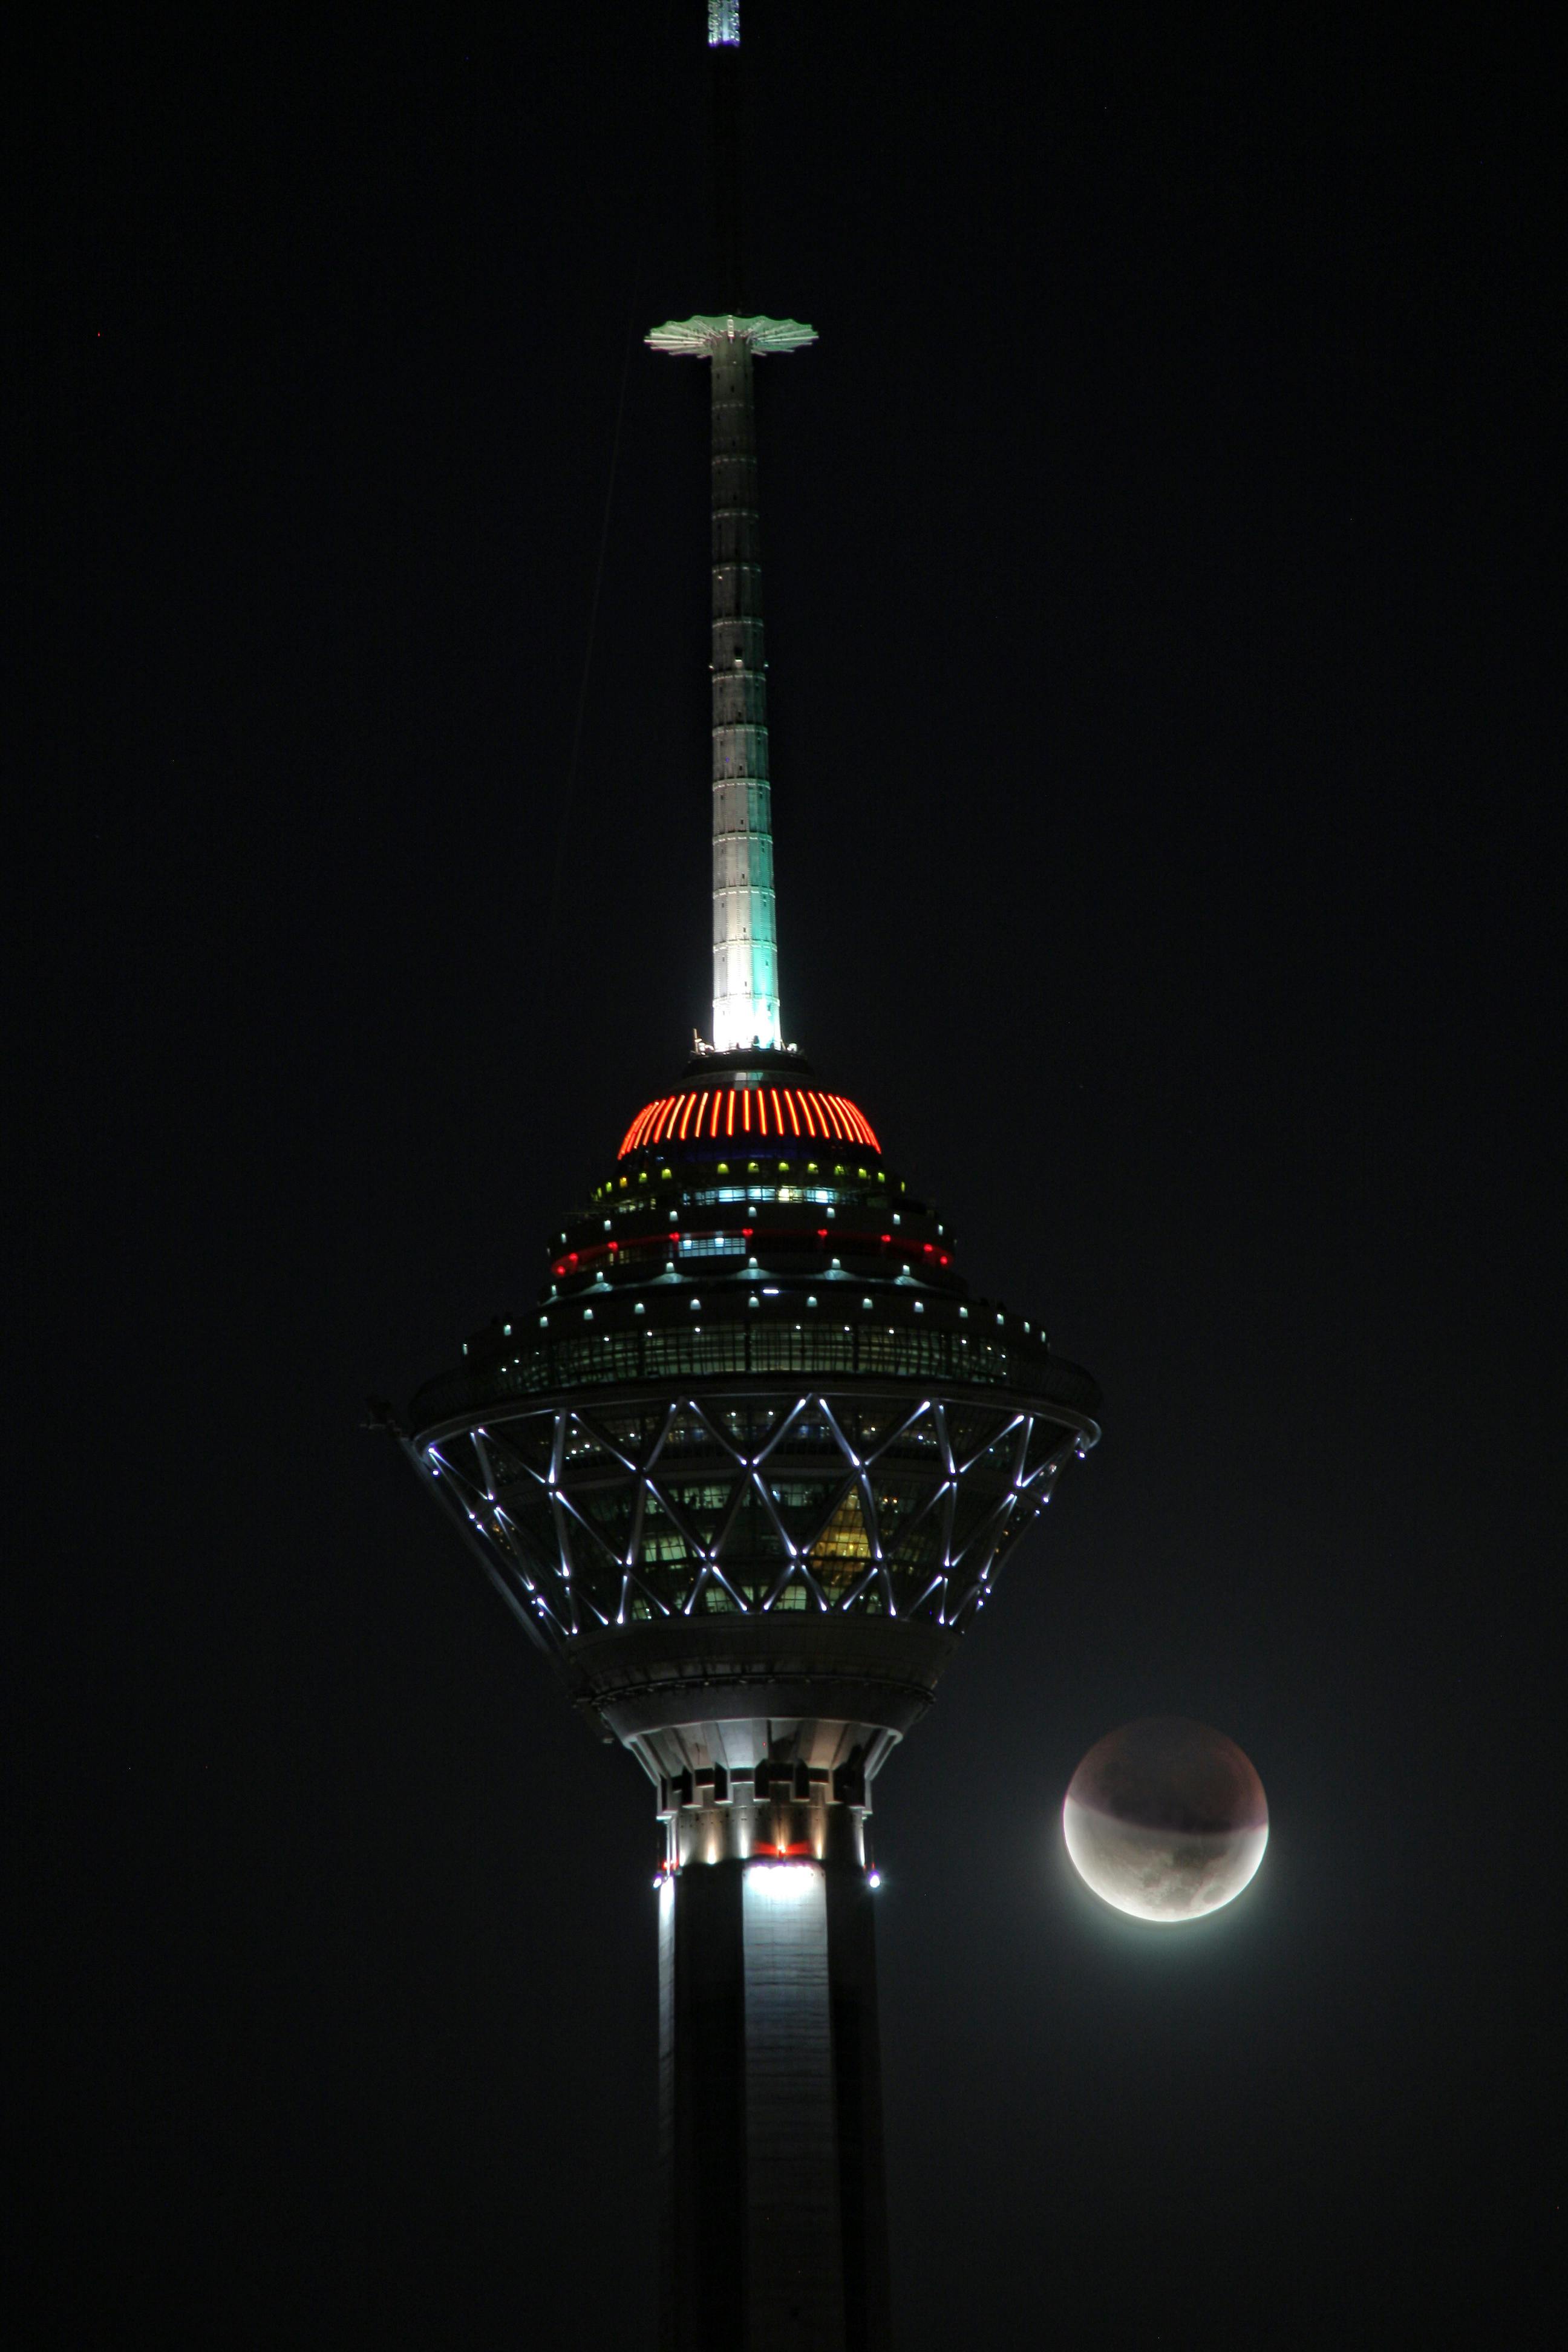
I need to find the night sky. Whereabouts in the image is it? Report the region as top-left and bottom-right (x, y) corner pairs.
(19, 4), (1558, 2344)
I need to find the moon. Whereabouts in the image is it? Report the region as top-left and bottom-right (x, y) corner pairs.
(1062, 1717), (1268, 1924)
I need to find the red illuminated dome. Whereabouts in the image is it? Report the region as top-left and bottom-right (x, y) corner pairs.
(620, 1084), (879, 1155)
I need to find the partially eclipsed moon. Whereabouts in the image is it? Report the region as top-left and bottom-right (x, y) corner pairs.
(1063, 1717), (1268, 1924)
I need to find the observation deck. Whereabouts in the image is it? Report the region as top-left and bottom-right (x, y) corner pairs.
(400, 1058), (1100, 1812)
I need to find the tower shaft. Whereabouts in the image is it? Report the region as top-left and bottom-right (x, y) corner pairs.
(581, 1618), (930, 2351)
(648, 310), (817, 1048)
(710, 331), (779, 1052)
(658, 1840), (889, 2352)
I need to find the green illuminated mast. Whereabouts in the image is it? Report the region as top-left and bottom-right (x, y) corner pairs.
(647, 313), (815, 1056)
(649, 3), (815, 1058)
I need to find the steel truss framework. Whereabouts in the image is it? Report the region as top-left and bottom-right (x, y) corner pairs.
(412, 1385), (1094, 1651)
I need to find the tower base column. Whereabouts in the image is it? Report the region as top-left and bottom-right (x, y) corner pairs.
(657, 1854), (890, 2352)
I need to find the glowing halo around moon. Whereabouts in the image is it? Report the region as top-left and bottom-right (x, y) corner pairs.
(1062, 1717), (1269, 1924)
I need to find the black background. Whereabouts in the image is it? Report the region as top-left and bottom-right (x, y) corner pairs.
(16, 3), (1559, 2345)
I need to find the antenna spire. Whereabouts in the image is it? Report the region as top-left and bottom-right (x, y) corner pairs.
(648, 7), (816, 1057)
(648, 318), (815, 1053)
(708, 4), (745, 330)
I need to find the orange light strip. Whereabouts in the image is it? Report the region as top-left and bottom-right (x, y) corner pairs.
(826, 1094), (858, 1149)
(622, 1097), (665, 1154)
(836, 1093), (878, 1151)
(618, 1086), (881, 1158)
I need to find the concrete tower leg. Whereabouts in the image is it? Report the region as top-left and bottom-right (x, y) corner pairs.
(656, 1839), (890, 2352)
(573, 1622), (926, 2351)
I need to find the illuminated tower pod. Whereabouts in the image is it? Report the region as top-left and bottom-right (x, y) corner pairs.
(388, 10), (1099, 2351)
(400, 1092), (1099, 2351)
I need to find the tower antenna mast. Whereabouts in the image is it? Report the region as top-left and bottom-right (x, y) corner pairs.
(650, 1), (816, 1056)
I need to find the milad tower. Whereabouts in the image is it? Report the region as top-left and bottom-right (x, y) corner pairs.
(382, 8), (1101, 2347)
